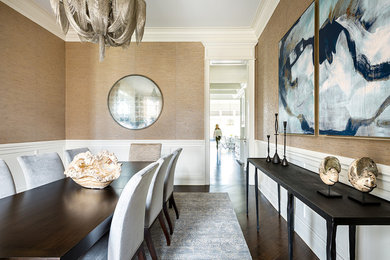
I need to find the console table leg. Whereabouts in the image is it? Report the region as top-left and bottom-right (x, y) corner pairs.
(349, 225), (356, 260)
(278, 184), (281, 215)
(246, 162), (249, 216)
(255, 168), (259, 231)
(287, 192), (294, 260)
(326, 220), (337, 260)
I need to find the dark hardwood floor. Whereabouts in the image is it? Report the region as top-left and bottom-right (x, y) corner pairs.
(175, 148), (318, 260)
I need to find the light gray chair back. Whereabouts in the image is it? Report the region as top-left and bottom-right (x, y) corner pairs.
(129, 143), (162, 162)
(145, 154), (174, 228)
(0, 159), (16, 199)
(163, 148), (183, 202)
(17, 152), (65, 190)
(64, 147), (90, 164)
(108, 162), (158, 259)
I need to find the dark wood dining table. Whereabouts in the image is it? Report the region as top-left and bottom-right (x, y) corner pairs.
(0, 161), (152, 259)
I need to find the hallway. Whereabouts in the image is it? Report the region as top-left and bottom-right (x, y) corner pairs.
(178, 145), (318, 259)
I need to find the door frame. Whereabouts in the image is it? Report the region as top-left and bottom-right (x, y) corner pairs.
(203, 42), (256, 185)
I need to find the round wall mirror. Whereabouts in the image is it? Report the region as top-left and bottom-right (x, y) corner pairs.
(108, 75), (163, 130)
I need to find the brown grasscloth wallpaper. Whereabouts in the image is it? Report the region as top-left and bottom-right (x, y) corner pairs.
(255, 0), (390, 165)
(0, 3), (65, 144)
(65, 42), (204, 140)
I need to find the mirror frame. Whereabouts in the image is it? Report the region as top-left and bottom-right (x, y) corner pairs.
(107, 74), (164, 130)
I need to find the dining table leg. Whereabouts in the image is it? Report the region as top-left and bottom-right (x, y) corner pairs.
(326, 220), (337, 260)
(246, 161), (249, 216)
(278, 183), (281, 215)
(255, 167), (259, 231)
(349, 225), (356, 260)
(287, 192), (295, 260)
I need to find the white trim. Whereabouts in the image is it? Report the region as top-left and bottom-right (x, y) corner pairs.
(2, 1), (279, 43)
(66, 27), (257, 43)
(254, 140), (390, 200)
(65, 139), (206, 185)
(1, 0), (65, 40)
(252, 140), (390, 260)
(203, 42), (257, 60)
(251, 0), (280, 39)
(0, 140), (65, 192)
(204, 61), (211, 185)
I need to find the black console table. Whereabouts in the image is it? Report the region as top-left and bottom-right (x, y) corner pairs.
(246, 158), (390, 260)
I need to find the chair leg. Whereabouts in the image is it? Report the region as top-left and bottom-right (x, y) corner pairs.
(144, 228), (158, 260)
(136, 243), (146, 260)
(170, 194), (179, 219)
(163, 202), (174, 235)
(158, 211), (171, 246)
(169, 199), (173, 209)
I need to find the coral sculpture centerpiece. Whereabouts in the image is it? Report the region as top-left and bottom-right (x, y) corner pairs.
(65, 151), (122, 189)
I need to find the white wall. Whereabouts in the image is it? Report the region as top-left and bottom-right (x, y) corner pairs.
(65, 140), (205, 185)
(0, 140), (65, 192)
(251, 140), (390, 260)
(0, 139), (205, 192)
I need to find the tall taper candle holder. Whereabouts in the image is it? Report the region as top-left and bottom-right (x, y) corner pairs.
(272, 113), (281, 164)
(266, 135), (271, 162)
(281, 121), (289, 166)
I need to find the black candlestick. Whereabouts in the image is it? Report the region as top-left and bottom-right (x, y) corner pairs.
(281, 121), (289, 166)
(266, 135), (271, 162)
(272, 113), (281, 164)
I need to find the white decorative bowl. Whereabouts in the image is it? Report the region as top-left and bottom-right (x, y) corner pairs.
(65, 150), (121, 189)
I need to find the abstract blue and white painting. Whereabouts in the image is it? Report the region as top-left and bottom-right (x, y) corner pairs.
(279, 2), (315, 134)
(319, 0), (390, 137)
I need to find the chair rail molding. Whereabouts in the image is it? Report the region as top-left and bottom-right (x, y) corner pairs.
(252, 140), (390, 260)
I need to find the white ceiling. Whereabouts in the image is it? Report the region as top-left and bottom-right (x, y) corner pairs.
(32, 0), (262, 28)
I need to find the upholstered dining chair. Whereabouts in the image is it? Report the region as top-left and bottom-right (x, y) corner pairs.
(0, 159), (16, 199)
(17, 152), (65, 190)
(144, 154), (174, 259)
(80, 162), (160, 260)
(163, 148), (183, 235)
(64, 147), (90, 164)
(129, 143), (162, 162)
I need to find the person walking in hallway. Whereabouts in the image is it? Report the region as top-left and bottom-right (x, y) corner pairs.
(213, 124), (222, 149)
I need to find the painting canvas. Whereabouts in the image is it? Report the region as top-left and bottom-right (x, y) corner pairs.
(279, 2), (315, 134)
(319, 0), (390, 137)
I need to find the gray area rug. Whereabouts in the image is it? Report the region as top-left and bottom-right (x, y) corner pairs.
(145, 192), (252, 260)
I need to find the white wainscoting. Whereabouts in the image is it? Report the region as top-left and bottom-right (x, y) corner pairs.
(252, 140), (390, 260)
(65, 140), (206, 185)
(0, 140), (65, 192)
(0, 139), (205, 193)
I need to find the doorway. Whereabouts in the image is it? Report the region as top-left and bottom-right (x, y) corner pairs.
(208, 61), (249, 185)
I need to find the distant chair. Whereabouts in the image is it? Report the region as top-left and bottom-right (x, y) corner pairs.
(64, 147), (90, 164)
(0, 159), (16, 199)
(163, 148), (183, 235)
(80, 162), (159, 260)
(17, 152), (65, 190)
(129, 143), (162, 162)
(144, 154), (174, 258)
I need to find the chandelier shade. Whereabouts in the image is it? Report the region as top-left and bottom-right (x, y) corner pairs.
(50, 0), (146, 61)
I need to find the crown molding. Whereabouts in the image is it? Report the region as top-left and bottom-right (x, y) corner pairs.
(1, 0), (65, 40)
(66, 27), (258, 44)
(252, 0), (280, 39)
(2, 0), (278, 43)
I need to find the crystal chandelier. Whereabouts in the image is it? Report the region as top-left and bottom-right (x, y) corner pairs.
(50, 0), (146, 61)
